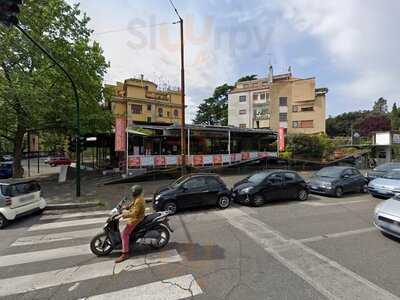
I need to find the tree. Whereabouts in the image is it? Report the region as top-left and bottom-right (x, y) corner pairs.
(355, 115), (391, 136)
(193, 83), (233, 126)
(326, 111), (370, 137)
(373, 97), (388, 114)
(390, 102), (400, 131)
(0, 0), (112, 177)
(237, 74), (257, 82)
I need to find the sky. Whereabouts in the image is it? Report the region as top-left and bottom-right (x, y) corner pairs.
(69, 0), (400, 122)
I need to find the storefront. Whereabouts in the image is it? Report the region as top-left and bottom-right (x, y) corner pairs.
(120, 124), (277, 169)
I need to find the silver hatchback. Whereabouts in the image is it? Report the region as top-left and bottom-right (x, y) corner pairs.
(374, 195), (400, 239)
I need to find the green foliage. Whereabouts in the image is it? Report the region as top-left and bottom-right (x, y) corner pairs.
(193, 83), (233, 126)
(286, 134), (335, 160)
(0, 0), (112, 176)
(390, 102), (400, 131)
(326, 111), (370, 137)
(373, 97), (388, 114)
(237, 75), (257, 82)
(279, 151), (292, 160)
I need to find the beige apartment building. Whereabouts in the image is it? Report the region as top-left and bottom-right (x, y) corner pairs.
(228, 66), (327, 134)
(108, 77), (182, 126)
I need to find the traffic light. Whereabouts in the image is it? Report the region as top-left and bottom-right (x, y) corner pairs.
(78, 136), (87, 152)
(68, 137), (87, 152)
(68, 138), (77, 153)
(0, 0), (22, 27)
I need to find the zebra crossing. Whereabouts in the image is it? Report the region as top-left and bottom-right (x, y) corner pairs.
(0, 210), (203, 299)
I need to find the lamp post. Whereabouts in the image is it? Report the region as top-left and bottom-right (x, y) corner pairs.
(169, 0), (186, 173)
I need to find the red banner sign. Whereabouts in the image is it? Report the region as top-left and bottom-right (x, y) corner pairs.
(154, 156), (166, 166)
(279, 128), (285, 152)
(193, 155), (203, 166)
(128, 156), (140, 167)
(115, 117), (126, 152)
(213, 155), (222, 165)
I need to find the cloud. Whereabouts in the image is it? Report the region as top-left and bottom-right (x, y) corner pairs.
(279, 0), (400, 111)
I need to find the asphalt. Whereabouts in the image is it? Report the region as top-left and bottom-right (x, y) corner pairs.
(1, 188), (400, 299)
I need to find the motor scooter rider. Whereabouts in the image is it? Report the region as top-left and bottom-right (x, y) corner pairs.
(115, 185), (145, 263)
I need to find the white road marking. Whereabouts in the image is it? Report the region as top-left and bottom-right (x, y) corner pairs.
(217, 208), (399, 300)
(28, 217), (106, 231)
(11, 228), (100, 247)
(298, 227), (377, 243)
(68, 282), (80, 292)
(41, 211), (110, 220)
(79, 274), (202, 300)
(304, 199), (371, 206)
(0, 244), (91, 267)
(0, 249), (182, 297)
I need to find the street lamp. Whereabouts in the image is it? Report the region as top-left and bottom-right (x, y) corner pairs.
(168, 0), (186, 173)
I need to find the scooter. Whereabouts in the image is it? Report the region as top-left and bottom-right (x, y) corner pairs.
(90, 197), (174, 256)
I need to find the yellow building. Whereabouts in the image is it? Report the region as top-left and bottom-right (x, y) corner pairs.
(228, 66), (328, 134)
(108, 77), (182, 126)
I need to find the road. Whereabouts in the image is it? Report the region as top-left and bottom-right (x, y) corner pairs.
(1, 192), (400, 299)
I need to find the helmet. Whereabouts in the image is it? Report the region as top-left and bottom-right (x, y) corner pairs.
(130, 185), (143, 197)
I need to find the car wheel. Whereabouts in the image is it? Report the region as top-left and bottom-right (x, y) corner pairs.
(297, 189), (308, 201)
(163, 202), (177, 215)
(252, 194), (265, 207)
(217, 195), (231, 209)
(0, 214), (8, 229)
(335, 187), (343, 198)
(361, 183), (368, 193)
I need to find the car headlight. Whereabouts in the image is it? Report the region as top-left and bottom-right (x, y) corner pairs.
(154, 200), (159, 205)
(155, 194), (162, 201)
(240, 187), (254, 194)
(374, 203), (382, 216)
(321, 183), (332, 189)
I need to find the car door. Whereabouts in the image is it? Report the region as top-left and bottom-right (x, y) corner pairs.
(263, 173), (284, 201)
(283, 172), (300, 199)
(341, 168), (357, 192)
(204, 176), (223, 205)
(351, 168), (366, 191)
(178, 177), (207, 208)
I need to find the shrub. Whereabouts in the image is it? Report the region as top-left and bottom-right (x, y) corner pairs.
(286, 134), (334, 160)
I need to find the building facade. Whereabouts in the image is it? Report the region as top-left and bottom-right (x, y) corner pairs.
(108, 77), (182, 126)
(228, 66), (328, 134)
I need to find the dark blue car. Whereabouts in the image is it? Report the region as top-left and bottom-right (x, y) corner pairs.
(0, 163), (12, 179)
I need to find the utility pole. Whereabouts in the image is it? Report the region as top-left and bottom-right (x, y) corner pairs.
(169, 0), (186, 173)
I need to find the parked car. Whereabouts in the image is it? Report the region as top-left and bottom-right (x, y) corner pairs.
(308, 166), (367, 197)
(48, 156), (72, 167)
(374, 195), (400, 239)
(232, 170), (308, 206)
(0, 162), (12, 179)
(368, 170), (400, 199)
(2, 154), (12, 162)
(0, 179), (47, 229)
(366, 162), (400, 181)
(153, 173), (231, 214)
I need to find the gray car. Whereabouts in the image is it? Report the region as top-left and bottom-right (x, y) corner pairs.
(308, 166), (368, 197)
(368, 170), (400, 199)
(366, 162), (400, 181)
(374, 195), (400, 239)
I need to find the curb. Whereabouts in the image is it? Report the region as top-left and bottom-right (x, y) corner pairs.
(144, 197), (153, 203)
(45, 201), (101, 210)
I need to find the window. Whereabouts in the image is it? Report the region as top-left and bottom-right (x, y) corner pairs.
(279, 113), (287, 121)
(300, 120), (313, 128)
(243, 84), (249, 88)
(284, 172), (297, 183)
(279, 97), (288, 106)
(301, 106), (314, 112)
(167, 111), (170, 117)
(239, 95), (246, 102)
(342, 169), (353, 177)
(239, 109), (247, 115)
(174, 109), (179, 117)
(267, 173), (283, 184)
(256, 120), (260, 128)
(253, 94), (258, 100)
(183, 177), (206, 190)
(239, 124), (247, 128)
(292, 121), (299, 128)
(292, 105), (299, 112)
(131, 104), (142, 114)
(206, 177), (221, 189)
(260, 93), (266, 100)
(147, 104), (152, 111)
(147, 117), (152, 123)
(158, 107), (163, 117)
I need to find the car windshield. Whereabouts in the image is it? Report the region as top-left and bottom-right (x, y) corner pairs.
(0, 181), (40, 197)
(383, 171), (400, 180)
(315, 168), (343, 178)
(374, 163), (400, 171)
(247, 172), (269, 184)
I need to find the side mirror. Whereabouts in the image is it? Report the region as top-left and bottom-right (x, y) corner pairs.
(180, 186), (187, 192)
(343, 174), (350, 179)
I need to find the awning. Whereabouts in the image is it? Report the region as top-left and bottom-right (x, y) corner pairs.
(126, 127), (155, 136)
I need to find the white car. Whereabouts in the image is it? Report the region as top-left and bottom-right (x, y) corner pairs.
(374, 195), (400, 239)
(0, 179), (46, 229)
